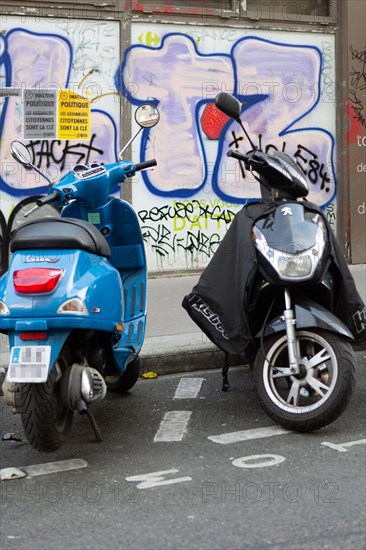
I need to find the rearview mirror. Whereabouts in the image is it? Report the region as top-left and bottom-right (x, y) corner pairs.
(118, 104), (160, 160)
(10, 140), (52, 185)
(135, 104), (160, 128)
(215, 92), (241, 121)
(10, 141), (33, 166)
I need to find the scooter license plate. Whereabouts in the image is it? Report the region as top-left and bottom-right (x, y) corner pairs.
(7, 346), (51, 383)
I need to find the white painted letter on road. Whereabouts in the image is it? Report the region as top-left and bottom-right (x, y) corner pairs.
(321, 439), (366, 453)
(125, 469), (192, 489)
(232, 454), (286, 469)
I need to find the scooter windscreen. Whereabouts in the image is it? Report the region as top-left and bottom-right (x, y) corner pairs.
(253, 203), (327, 281)
(249, 150), (309, 199)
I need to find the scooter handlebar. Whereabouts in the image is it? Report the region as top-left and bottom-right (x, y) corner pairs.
(36, 190), (60, 207)
(227, 149), (266, 171)
(134, 159), (157, 172)
(226, 149), (250, 168)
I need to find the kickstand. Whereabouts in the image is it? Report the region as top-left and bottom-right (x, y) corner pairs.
(222, 353), (230, 392)
(76, 399), (102, 442)
(85, 409), (103, 442)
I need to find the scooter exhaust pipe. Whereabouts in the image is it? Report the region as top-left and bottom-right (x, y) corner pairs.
(60, 363), (107, 442)
(80, 367), (107, 405)
(60, 363), (107, 410)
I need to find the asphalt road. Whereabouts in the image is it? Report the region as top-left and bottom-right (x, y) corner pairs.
(1, 354), (365, 550)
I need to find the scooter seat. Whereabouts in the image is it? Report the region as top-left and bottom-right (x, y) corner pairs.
(10, 218), (111, 257)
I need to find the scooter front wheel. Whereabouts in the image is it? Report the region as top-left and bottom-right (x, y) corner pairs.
(20, 345), (74, 452)
(105, 356), (140, 393)
(253, 330), (356, 432)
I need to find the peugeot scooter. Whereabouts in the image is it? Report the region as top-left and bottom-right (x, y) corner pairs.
(183, 92), (365, 432)
(0, 103), (159, 451)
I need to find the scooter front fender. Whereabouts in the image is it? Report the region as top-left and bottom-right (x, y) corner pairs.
(258, 299), (354, 340)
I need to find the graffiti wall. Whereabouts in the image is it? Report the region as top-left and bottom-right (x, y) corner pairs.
(120, 24), (336, 271)
(0, 17), (337, 273)
(0, 17), (120, 223)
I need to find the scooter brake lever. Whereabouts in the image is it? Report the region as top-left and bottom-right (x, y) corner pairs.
(139, 166), (155, 173)
(23, 204), (40, 218)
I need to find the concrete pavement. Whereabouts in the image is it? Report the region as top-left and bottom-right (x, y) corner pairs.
(0, 265), (365, 381)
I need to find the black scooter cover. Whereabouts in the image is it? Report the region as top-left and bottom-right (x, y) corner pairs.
(182, 200), (366, 357)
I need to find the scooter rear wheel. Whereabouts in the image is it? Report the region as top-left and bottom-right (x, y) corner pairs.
(105, 356), (140, 393)
(253, 330), (356, 432)
(20, 345), (74, 452)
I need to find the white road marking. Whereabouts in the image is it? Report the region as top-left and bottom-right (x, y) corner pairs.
(208, 426), (291, 444)
(0, 468), (26, 481)
(232, 454), (286, 468)
(174, 377), (204, 399)
(154, 411), (192, 442)
(22, 458), (88, 477)
(126, 469), (192, 489)
(1, 459), (88, 480)
(321, 439), (366, 452)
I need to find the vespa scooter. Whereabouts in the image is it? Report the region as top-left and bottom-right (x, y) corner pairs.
(0, 103), (159, 451)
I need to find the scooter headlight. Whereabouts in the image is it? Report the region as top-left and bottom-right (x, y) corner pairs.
(57, 297), (89, 315)
(277, 254), (313, 278)
(0, 300), (10, 315)
(254, 218), (326, 281)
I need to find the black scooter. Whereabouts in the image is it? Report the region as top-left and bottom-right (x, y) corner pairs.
(183, 92), (365, 432)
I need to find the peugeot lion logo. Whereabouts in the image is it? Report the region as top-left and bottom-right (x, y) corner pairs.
(281, 207), (293, 216)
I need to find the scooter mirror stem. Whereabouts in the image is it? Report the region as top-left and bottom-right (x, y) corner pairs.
(237, 118), (257, 151)
(29, 163), (53, 185)
(118, 127), (143, 160)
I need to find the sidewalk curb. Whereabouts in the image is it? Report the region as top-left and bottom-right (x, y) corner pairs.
(140, 345), (224, 375)
(138, 332), (243, 375)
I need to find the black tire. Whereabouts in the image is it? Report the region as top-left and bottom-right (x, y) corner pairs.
(253, 330), (356, 432)
(105, 356), (140, 393)
(20, 346), (74, 452)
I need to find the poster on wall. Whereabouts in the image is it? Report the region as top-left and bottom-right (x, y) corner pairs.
(120, 24), (337, 272)
(0, 17), (120, 225)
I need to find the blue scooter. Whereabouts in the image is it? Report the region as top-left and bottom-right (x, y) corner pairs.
(0, 104), (159, 452)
